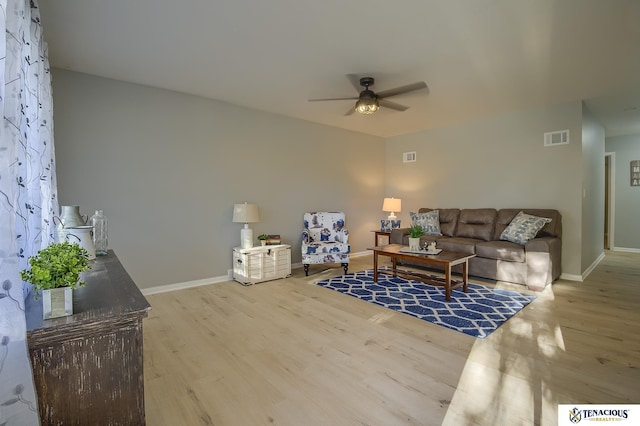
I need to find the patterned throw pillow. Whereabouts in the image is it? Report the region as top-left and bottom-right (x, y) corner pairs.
(500, 211), (551, 245)
(409, 210), (442, 236)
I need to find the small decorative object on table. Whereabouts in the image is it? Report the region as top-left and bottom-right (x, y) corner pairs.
(266, 234), (281, 245)
(58, 205), (88, 228)
(408, 224), (424, 251)
(54, 204), (88, 242)
(90, 209), (108, 255)
(20, 241), (91, 319)
(257, 234), (268, 246)
(380, 219), (402, 232)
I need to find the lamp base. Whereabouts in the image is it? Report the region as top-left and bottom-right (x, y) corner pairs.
(240, 225), (253, 249)
(387, 212), (397, 221)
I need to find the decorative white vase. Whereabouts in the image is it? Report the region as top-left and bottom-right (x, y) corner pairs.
(42, 287), (73, 319)
(409, 237), (421, 251)
(59, 205), (87, 227)
(65, 226), (96, 260)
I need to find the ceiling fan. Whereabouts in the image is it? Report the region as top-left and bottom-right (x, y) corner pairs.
(308, 75), (428, 115)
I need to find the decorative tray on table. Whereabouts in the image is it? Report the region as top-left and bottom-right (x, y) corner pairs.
(399, 247), (442, 255)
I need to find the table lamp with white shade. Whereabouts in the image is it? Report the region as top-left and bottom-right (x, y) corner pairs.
(381, 197), (402, 232)
(232, 203), (260, 249)
(382, 197), (401, 221)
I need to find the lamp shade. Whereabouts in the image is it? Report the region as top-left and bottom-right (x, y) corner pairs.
(382, 198), (401, 213)
(232, 203), (259, 223)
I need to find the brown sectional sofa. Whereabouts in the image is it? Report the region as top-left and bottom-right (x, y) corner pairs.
(390, 208), (562, 290)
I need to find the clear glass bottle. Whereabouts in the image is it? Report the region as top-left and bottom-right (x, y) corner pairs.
(90, 210), (108, 256)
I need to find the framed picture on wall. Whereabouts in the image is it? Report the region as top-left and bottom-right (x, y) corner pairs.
(631, 160), (640, 186)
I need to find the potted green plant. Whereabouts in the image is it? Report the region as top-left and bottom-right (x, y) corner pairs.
(257, 234), (269, 246)
(20, 241), (91, 319)
(408, 224), (423, 251)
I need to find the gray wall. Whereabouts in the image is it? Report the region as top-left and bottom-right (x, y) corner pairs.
(605, 133), (640, 250)
(384, 101), (584, 277)
(580, 104), (606, 270)
(53, 68), (608, 284)
(52, 69), (386, 289)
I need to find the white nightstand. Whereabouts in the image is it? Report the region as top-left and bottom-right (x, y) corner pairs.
(233, 244), (291, 285)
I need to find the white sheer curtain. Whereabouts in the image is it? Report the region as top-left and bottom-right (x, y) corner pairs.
(1, 0), (57, 423)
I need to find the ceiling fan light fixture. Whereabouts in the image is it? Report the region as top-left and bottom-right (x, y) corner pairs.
(310, 75), (425, 116)
(355, 98), (379, 114)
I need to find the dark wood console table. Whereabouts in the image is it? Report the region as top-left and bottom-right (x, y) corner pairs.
(25, 250), (151, 425)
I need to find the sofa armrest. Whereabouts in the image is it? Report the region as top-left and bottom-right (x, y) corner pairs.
(390, 228), (410, 244)
(524, 237), (562, 290)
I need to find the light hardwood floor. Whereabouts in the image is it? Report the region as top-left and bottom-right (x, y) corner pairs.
(143, 251), (640, 425)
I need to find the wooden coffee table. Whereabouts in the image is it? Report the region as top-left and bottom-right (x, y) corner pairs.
(368, 244), (476, 301)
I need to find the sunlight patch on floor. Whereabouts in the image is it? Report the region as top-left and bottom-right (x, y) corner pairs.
(442, 284), (564, 425)
(368, 311), (396, 324)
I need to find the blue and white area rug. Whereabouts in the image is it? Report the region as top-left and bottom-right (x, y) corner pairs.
(316, 269), (536, 338)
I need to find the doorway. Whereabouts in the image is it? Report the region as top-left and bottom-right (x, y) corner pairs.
(604, 153), (615, 250)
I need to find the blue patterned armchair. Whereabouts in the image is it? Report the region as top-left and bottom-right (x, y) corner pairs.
(302, 212), (350, 276)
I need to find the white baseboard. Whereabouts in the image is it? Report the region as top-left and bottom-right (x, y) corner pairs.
(612, 246), (640, 253)
(141, 275), (229, 296)
(573, 251), (606, 282)
(143, 248), (612, 294)
(560, 273), (583, 282)
(143, 249), (501, 295)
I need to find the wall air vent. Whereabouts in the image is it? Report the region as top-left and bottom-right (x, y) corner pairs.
(403, 151), (417, 163)
(544, 130), (569, 147)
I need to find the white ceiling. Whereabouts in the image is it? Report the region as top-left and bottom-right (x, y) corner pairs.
(39, 0), (640, 138)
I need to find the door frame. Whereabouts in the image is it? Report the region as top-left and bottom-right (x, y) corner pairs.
(605, 152), (615, 250)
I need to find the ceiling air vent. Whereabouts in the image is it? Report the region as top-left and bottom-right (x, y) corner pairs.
(403, 151), (416, 163)
(544, 130), (569, 147)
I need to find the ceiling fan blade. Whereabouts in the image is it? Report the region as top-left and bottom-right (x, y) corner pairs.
(377, 81), (427, 99)
(344, 105), (356, 116)
(308, 96), (359, 102)
(379, 99), (409, 112)
(346, 74), (363, 92)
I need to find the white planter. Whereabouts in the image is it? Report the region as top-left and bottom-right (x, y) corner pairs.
(42, 287), (73, 319)
(409, 237), (421, 251)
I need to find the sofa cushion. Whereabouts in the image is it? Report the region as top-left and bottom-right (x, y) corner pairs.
(410, 210), (442, 236)
(434, 237), (478, 255)
(418, 208), (460, 236)
(475, 240), (526, 262)
(500, 211), (552, 245)
(495, 209), (561, 240)
(455, 209), (497, 242)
